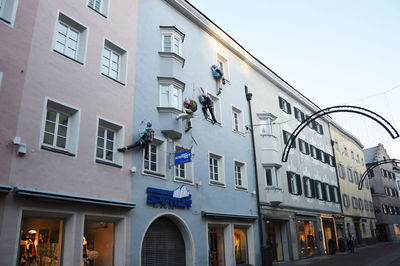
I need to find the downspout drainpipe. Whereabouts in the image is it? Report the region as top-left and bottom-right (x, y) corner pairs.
(245, 85), (266, 265)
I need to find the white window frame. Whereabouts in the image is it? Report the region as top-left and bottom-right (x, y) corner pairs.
(158, 77), (185, 110)
(0, 0), (18, 26)
(347, 168), (353, 182)
(88, 0), (109, 17)
(304, 177), (313, 198)
(142, 137), (167, 179)
(279, 96), (291, 114)
(53, 12), (88, 64)
(352, 197), (358, 209)
(40, 97), (80, 156)
(334, 141), (340, 151)
(264, 167), (280, 188)
(95, 117), (124, 167)
(207, 92), (222, 125)
(174, 143), (194, 184)
(325, 184), (331, 201)
(343, 194), (350, 207)
(216, 53), (230, 81)
(257, 112), (276, 136)
(338, 164), (345, 178)
(234, 160), (248, 190)
(160, 26), (185, 56)
(232, 105), (245, 135)
(209, 152), (225, 186)
(333, 187), (339, 203)
(101, 39), (128, 84)
(316, 182), (323, 200)
(344, 147), (349, 156)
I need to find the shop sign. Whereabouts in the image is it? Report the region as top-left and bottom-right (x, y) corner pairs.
(174, 150), (191, 165)
(147, 186), (192, 209)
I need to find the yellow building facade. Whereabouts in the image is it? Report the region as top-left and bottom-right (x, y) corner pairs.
(329, 124), (376, 246)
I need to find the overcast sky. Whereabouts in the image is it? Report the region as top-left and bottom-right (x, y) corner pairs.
(190, 0), (400, 159)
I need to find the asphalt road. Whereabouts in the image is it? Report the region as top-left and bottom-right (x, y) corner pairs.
(278, 242), (400, 266)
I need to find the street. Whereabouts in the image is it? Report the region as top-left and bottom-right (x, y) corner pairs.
(279, 242), (400, 266)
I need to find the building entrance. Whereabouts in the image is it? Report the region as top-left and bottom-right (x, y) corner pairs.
(265, 220), (284, 262)
(141, 217), (185, 266)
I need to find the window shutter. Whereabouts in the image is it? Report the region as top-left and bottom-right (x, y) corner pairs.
(279, 96), (284, 110)
(296, 174), (302, 195)
(305, 142), (310, 155)
(287, 102), (292, 114)
(322, 183), (327, 200)
(287, 172), (293, 194)
(319, 125), (324, 135)
(329, 185), (335, 202)
(310, 179), (316, 198)
(303, 176), (307, 196)
(291, 134), (296, 148)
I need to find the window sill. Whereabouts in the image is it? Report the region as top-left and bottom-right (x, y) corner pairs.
(207, 118), (222, 127)
(88, 6), (108, 18)
(101, 73), (126, 86)
(0, 16), (11, 25)
(210, 180), (225, 187)
(261, 134), (277, 139)
(265, 187), (282, 191)
(96, 159), (122, 168)
(232, 129), (245, 136)
(158, 52), (185, 67)
(143, 170), (166, 179)
(53, 49), (84, 65)
(235, 186), (248, 191)
(41, 145), (75, 157)
(156, 106), (182, 115)
(174, 177), (194, 185)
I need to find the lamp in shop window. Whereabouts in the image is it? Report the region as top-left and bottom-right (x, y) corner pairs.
(28, 230), (37, 234)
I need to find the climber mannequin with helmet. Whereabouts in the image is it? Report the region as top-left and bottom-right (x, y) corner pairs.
(118, 122), (155, 153)
(182, 98), (198, 132)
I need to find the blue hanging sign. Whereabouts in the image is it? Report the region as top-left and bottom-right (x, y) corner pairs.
(146, 186), (192, 209)
(175, 149), (191, 165)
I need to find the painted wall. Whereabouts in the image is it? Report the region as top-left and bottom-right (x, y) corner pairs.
(131, 0), (261, 265)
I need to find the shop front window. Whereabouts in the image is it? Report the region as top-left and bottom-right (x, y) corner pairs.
(298, 220), (318, 257)
(208, 227), (225, 266)
(83, 219), (114, 265)
(18, 217), (63, 265)
(234, 228), (248, 265)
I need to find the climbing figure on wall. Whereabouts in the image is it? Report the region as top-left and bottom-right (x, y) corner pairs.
(198, 89), (218, 124)
(179, 98), (198, 132)
(118, 122), (155, 154)
(211, 64), (226, 95)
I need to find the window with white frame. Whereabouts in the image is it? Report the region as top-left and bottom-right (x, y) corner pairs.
(216, 53), (229, 81)
(343, 194), (350, 207)
(158, 77), (185, 110)
(54, 13), (87, 63)
(287, 172), (301, 195)
(102, 39), (127, 84)
(257, 112), (276, 136)
(234, 160), (247, 189)
(143, 137), (166, 177)
(41, 98), (79, 156)
(316, 181), (323, 200)
(324, 183), (331, 201)
(232, 106), (244, 134)
(352, 197), (358, 209)
(209, 152), (225, 185)
(160, 26), (185, 56)
(88, 0), (109, 17)
(265, 167), (279, 188)
(332, 186), (339, 203)
(278, 96), (291, 114)
(95, 118), (123, 167)
(338, 164), (346, 179)
(174, 145), (193, 183)
(298, 139), (310, 155)
(0, 0), (18, 25)
(303, 176), (314, 198)
(347, 168), (353, 182)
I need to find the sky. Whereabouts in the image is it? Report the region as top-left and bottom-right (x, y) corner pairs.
(190, 0), (400, 159)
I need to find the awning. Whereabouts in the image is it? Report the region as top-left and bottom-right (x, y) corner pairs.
(14, 187), (135, 209)
(202, 211), (258, 221)
(0, 185), (12, 193)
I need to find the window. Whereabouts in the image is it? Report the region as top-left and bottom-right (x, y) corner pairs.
(356, 154), (360, 163)
(0, 0), (18, 25)
(344, 147), (348, 156)
(287, 172), (301, 195)
(303, 177), (314, 198)
(310, 145), (318, 159)
(298, 139), (310, 155)
(216, 53), (230, 81)
(294, 107), (305, 122)
(232, 106), (244, 134)
(102, 39), (128, 84)
(54, 13), (87, 63)
(316, 123), (324, 135)
(209, 152), (225, 185)
(322, 152), (329, 164)
(234, 160), (247, 189)
(338, 164), (346, 179)
(358, 198), (363, 210)
(351, 151), (355, 160)
(265, 167), (279, 187)
(328, 155), (335, 167)
(364, 200), (369, 211)
(283, 130), (296, 149)
(234, 227), (249, 265)
(95, 118), (124, 167)
(343, 194), (350, 207)
(208, 226), (225, 266)
(334, 141), (340, 151)
(316, 149), (322, 161)
(383, 205), (387, 214)
(143, 137), (166, 177)
(332, 186), (339, 203)
(368, 170), (374, 178)
(158, 77), (185, 110)
(84, 218), (115, 265)
(324, 183), (331, 201)
(354, 171), (359, 185)
(347, 168), (353, 182)
(369, 201), (373, 212)
(160, 26), (185, 56)
(41, 98), (79, 156)
(88, 0), (109, 17)
(316, 181), (323, 200)
(278, 96), (291, 114)
(352, 197), (358, 209)
(206, 92), (222, 124)
(260, 118), (272, 135)
(174, 145), (193, 183)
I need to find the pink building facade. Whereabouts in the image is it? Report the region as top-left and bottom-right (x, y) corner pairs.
(0, 1), (138, 265)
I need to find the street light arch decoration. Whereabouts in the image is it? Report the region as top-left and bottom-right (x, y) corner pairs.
(358, 159), (400, 190)
(282, 105), (399, 162)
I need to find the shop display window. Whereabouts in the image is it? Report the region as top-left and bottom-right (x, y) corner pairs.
(83, 219), (114, 266)
(234, 228), (248, 265)
(298, 220), (317, 257)
(208, 227), (225, 266)
(18, 217), (63, 265)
